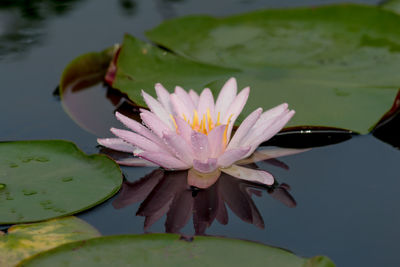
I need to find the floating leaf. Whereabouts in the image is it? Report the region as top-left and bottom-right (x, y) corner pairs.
(0, 140), (122, 224)
(108, 5), (400, 134)
(18, 234), (334, 267)
(0, 216), (100, 267)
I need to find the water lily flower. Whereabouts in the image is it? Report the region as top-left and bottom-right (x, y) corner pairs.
(98, 78), (295, 188)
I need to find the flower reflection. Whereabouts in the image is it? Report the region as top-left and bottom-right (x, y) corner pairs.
(113, 166), (296, 235)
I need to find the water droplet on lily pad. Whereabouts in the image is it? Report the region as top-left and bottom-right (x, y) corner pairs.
(22, 189), (38, 196)
(61, 177), (74, 182)
(21, 157), (34, 163)
(40, 200), (52, 205)
(35, 157), (49, 162)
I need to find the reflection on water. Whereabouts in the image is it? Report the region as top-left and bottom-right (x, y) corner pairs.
(0, 0), (83, 59)
(62, 81), (140, 136)
(118, 0), (137, 16)
(0, 0), (138, 60)
(113, 168), (296, 235)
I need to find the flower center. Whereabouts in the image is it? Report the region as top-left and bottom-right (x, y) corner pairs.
(170, 109), (233, 145)
(185, 109), (221, 135)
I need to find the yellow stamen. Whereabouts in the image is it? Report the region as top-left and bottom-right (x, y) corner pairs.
(193, 110), (199, 129)
(207, 109), (213, 131)
(169, 114), (178, 131)
(223, 114), (234, 146)
(202, 114), (207, 134)
(216, 112), (221, 126)
(179, 110), (232, 137)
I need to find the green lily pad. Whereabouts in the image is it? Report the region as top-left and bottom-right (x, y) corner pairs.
(0, 140), (122, 224)
(109, 4), (400, 134)
(18, 233), (334, 267)
(0, 216), (100, 267)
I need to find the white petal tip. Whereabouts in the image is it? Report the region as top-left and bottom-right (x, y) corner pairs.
(97, 138), (106, 145)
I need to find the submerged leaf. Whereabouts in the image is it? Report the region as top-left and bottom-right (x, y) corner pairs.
(0, 216), (100, 267)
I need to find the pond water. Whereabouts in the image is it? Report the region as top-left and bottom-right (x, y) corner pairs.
(1, 0), (399, 266)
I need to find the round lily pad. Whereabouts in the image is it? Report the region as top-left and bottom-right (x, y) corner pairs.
(108, 4), (400, 134)
(18, 234), (334, 267)
(0, 140), (122, 224)
(0, 216), (100, 267)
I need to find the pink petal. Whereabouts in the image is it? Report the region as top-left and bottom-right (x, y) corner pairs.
(228, 108), (262, 150)
(197, 88), (215, 121)
(207, 125), (227, 158)
(138, 151), (190, 170)
(189, 90), (200, 106)
(236, 147), (310, 165)
(257, 103), (289, 127)
(170, 93), (193, 120)
(193, 158), (218, 173)
(223, 86), (250, 141)
(141, 90), (174, 129)
(191, 131), (209, 161)
(175, 86), (196, 112)
(140, 111), (172, 138)
(155, 83), (173, 114)
(215, 77), (237, 117)
(110, 128), (163, 153)
(187, 168), (221, 189)
(97, 138), (135, 153)
(115, 112), (167, 149)
(245, 103), (289, 143)
(245, 110), (295, 156)
(223, 86), (249, 123)
(115, 157), (158, 167)
(217, 147), (251, 167)
(162, 132), (194, 165)
(174, 116), (193, 143)
(221, 165), (274, 185)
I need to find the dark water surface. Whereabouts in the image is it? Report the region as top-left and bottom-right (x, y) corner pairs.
(1, 0), (399, 267)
